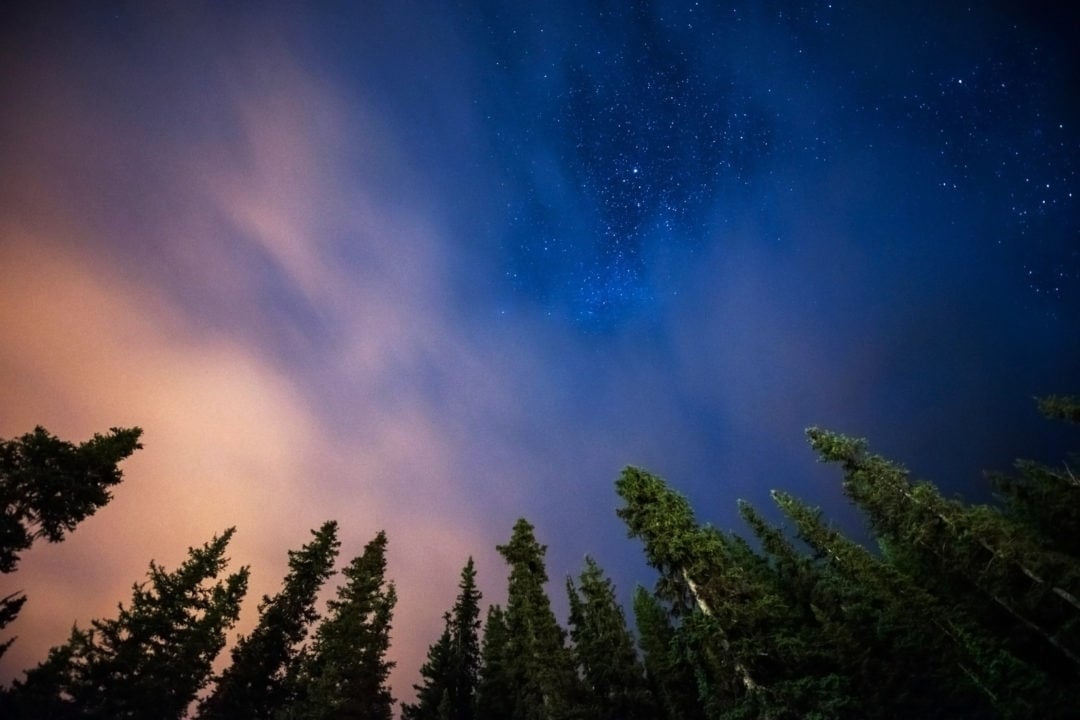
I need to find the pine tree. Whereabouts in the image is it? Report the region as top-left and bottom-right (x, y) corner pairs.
(632, 586), (705, 720)
(447, 557), (482, 720)
(615, 466), (769, 716)
(475, 605), (512, 720)
(992, 458), (1080, 558)
(402, 618), (453, 720)
(1035, 394), (1080, 424)
(992, 396), (1080, 557)
(734, 500), (857, 719)
(495, 518), (583, 720)
(199, 521), (340, 720)
(7, 528), (248, 720)
(403, 557), (482, 720)
(618, 466), (889, 718)
(566, 556), (653, 720)
(807, 427), (1080, 689)
(283, 530), (396, 720)
(771, 488), (1036, 718)
(0, 425), (142, 656)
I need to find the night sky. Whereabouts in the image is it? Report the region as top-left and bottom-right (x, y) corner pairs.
(1, 0), (1078, 703)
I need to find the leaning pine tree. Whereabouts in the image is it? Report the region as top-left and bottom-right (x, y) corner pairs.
(6, 528), (248, 720)
(198, 520), (340, 720)
(806, 403), (1080, 714)
(615, 467), (771, 717)
(616, 467), (866, 719)
(282, 530), (396, 720)
(0, 425), (143, 658)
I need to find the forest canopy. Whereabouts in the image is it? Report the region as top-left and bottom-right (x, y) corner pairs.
(1, 396), (1078, 719)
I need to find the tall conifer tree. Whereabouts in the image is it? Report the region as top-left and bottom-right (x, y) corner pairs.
(403, 557), (482, 720)
(199, 521), (340, 719)
(615, 467), (768, 715)
(283, 530), (396, 720)
(566, 556), (653, 720)
(992, 396), (1080, 558)
(632, 586), (705, 720)
(618, 467), (874, 718)
(808, 427), (1080, 681)
(0, 425), (142, 656)
(772, 487), (1038, 717)
(495, 518), (582, 720)
(403, 618), (454, 720)
(475, 605), (512, 720)
(447, 558), (482, 720)
(7, 529), (248, 720)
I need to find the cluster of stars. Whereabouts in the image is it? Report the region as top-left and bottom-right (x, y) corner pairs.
(477, 1), (1077, 328)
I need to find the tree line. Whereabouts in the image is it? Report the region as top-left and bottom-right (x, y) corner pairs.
(1, 396), (1078, 718)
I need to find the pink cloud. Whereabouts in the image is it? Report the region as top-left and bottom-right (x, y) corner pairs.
(0, 33), (519, 703)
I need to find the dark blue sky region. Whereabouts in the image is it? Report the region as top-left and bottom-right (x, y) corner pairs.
(1, 0), (1078, 699)
(467, 1), (1078, 330)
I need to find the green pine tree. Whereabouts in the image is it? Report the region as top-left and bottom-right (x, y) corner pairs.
(402, 618), (453, 720)
(495, 518), (583, 720)
(7, 528), (248, 720)
(0, 425), (142, 656)
(991, 396), (1080, 557)
(632, 586), (705, 720)
(734, 500), (856, 719)
(615, 466), (768, 716)
(1035, 394), (1080, 424)
(282, 530), (396, 720)
(403, 557), (482, 720)
(448, 557), (482, 720)
(619, 466), (874, 718)
(566, 556), (654, 720)
(475, 605), (512, 720)
(771, 488), (1034, 718)
(807, 426), (1080, 696)
(199, 521), (340, 719)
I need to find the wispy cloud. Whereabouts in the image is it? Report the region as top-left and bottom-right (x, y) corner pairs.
(0, 20), (510, 694)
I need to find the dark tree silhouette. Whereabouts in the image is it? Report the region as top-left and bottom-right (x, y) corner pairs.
(0, 425), (142, 656)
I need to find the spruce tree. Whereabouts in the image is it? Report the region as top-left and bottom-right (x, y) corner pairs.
(495, 518), (583, 720)
(402, 618), (453, 720)
(403, 557), (482, 720)
(992, 458), (1080, 557)
(618, 467), (874, 718)
(771, 488), (1034, 718)
(807, 427), (1080, 686)
(1035, 394), (1080, 424)
(7, 528), (248, 720)
(734, 500), (857, 718)
(992, 396), (1080, 557)
(475, 605), (512, 720)
(632, 586), (705, 720)
(199, 521), (340, 719)
(283, 530), (396, 720)
(615, 467), (769, 715)
(447, 557), (482, 720)
(566, 557), (653, 720)
(0, 425), (142, 656)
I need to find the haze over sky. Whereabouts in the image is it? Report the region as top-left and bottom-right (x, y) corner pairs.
(1, 0), (1077, 703)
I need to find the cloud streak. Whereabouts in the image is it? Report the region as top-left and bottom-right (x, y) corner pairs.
(0, 12), (515, 696)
